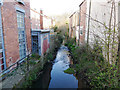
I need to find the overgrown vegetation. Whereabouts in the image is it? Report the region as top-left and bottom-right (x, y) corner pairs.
(21, 63), (43, 88)
(64, 68), (75, 74)
(64, 38), (119, 88)
(44, 33), (64, 62)
(12, 33), (64, 89)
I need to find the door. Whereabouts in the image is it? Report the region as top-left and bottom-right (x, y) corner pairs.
(32, 36), (39, 54)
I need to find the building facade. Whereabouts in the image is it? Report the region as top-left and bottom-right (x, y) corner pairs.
(79, 0), (87, 45)
(69, 0), (120, 64)
(31, 29), (50, 56)
(0, 0), (31, 72)
(69, 0), (87, 45)
(31, 9), (50, 56)
(69, 12), (79, 42)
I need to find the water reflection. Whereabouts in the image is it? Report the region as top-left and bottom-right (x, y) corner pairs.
(49, 46), (78, 88)
(31, 63), (52, 88)
(31, 45), (88, 89)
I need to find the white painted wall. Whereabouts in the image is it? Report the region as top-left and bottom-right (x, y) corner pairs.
(85, 0), (119, 63)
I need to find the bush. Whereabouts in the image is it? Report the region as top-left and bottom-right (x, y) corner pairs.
(64, 68), (75, 74)
(31, 54), (40, 60)
(64, 37), (119, 88)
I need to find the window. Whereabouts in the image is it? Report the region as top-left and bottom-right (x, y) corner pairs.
(0, 6), (5, 72)
(17, 0), (25, 5)
(80, 26), (83, 35)
(17, 11), (26, 59)
(32, 36), (39, 54)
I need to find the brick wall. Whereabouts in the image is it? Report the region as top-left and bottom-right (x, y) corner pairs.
(1, 0), (31, 67)
(79, 0), (87, 44)
(69, 17), (72, 37)
(40, 10), (43, 29)
(31, 17), (40, 29)
(41, 33), (49, 55)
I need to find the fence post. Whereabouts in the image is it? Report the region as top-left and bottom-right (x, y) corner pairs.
(17, 62), (19, 69)
(41, 54), (44, 68)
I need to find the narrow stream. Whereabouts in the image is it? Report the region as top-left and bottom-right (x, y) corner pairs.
(31, 45), (88, 88)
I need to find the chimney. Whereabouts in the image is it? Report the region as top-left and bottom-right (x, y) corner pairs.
(40, 9), (43, 29)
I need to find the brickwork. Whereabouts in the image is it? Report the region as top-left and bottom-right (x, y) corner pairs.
(40, 10), (43, 29)
(1, 0), (31, 67)
(79, 0), (87, 44)
(41, 33), (49, 55)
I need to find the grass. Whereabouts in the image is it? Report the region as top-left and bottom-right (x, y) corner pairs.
(64, 68), (75, 74)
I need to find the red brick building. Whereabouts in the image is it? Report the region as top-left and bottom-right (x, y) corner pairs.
(0, 0), (31, 72)
(69, 12), (78, 39)
(69, 0), (87, 45)
(31, 9), (50, 56)
(79, 0), (87, 44)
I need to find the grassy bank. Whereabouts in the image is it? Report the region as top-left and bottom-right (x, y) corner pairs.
(64, 38), (119, 88)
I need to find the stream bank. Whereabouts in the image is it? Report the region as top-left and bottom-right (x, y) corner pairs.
(30, 45), (89, 88)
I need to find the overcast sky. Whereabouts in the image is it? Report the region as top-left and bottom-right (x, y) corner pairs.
(30, 0), (83, 16)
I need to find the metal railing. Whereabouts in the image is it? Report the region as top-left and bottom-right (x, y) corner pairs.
(0, 53), (31, 79)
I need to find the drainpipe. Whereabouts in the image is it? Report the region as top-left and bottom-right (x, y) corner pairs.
(87, 0), (91, 46)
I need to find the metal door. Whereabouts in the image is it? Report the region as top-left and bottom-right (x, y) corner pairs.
(32, 36), (39, 54)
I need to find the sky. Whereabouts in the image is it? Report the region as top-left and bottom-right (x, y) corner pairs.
(30, 0), (83, 16)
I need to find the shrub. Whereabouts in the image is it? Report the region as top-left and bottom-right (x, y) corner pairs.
(64, 68), (75, 74)
(64, 37), (119, 88)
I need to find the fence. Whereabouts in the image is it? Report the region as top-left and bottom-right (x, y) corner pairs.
(0, 52), (31, 81)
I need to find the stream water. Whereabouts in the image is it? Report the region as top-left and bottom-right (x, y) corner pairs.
(31, 45), (88, 88)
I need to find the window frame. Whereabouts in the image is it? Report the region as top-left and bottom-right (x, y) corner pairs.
(80, 26), (83, 35)
(16, 9), (27, 59)
(0, 4), (6, 72)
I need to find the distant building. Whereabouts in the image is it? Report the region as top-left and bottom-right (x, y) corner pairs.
(31, 9), (50, 56)
(43, 15), (53, 30)
(69, 12), (79, 40)
(69, 0), (87, 45)
(0, 0), (31, 72)
(31, 9), (54, 30)
(31, 29), (50, 56)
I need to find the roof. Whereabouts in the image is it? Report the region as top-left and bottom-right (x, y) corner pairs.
(69, 11), (79, 18)
(79, 0), (86, 7)
(69, 12), (76, 18)
(31, 29), (50, 33)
